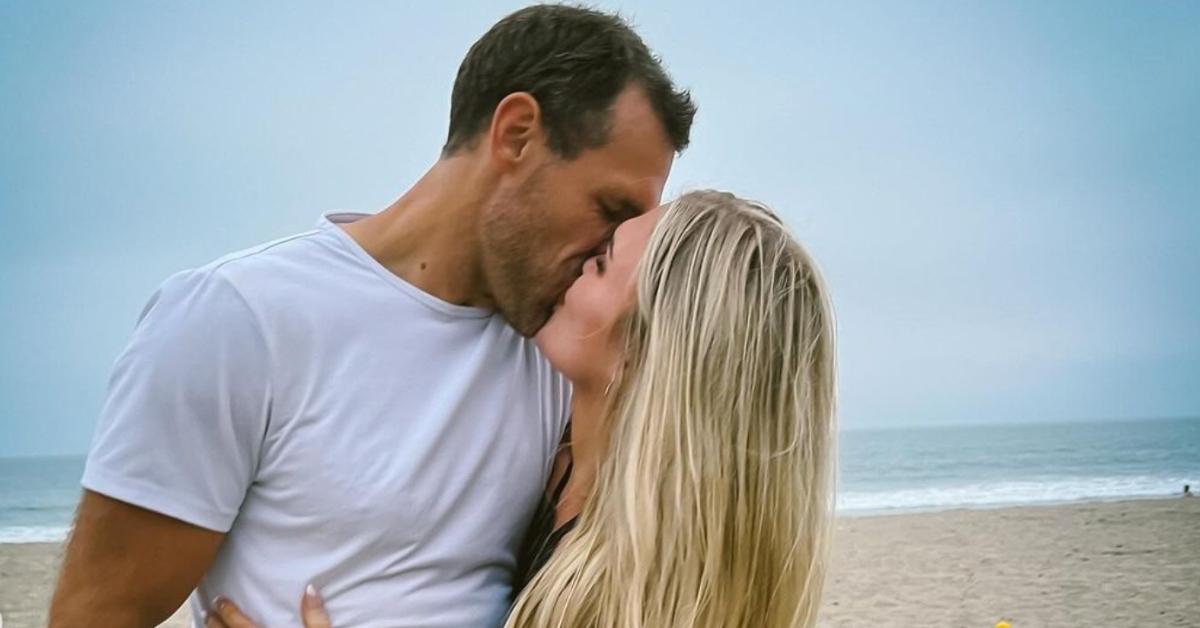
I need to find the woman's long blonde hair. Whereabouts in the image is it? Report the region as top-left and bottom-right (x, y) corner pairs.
(507, 190), (837, 628)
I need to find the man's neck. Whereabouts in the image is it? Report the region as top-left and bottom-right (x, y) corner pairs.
(341, 156), (495, 309)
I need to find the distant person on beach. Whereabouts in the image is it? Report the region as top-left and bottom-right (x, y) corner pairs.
(1185, 484), (1193, 497)
(50, 5), (693, 627)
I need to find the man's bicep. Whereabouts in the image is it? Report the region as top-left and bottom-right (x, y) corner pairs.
(49, 490), (225, 627)
(83, 269), (272, 532)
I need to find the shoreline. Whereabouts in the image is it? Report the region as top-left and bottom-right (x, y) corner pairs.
(836, 491), (1193, 518)
(2, 498), (1196, 627)
(3, 493), (1191, 545)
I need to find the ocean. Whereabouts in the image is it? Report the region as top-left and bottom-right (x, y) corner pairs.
(1, 417), (1197, 543)
(838, 416), (1199, 514)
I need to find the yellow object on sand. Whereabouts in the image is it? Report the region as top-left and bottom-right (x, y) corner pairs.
(996, 622), (1011, 628)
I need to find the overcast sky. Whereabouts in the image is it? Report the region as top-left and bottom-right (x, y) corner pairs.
(2, 1), (1197, 457)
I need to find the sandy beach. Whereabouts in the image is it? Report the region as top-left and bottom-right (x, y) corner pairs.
(2, 498), (1196, 627)
(820, 498), (1199, 627)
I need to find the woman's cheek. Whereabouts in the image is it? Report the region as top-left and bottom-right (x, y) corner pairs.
(578, 294), (608, 323)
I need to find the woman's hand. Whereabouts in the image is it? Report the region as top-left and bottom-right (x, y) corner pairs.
(205, 584), (332, 628)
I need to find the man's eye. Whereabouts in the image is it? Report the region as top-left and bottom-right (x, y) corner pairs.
(600, 203), (621, 223)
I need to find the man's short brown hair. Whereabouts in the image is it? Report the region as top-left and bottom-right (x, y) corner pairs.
(443, 4), (696, 159)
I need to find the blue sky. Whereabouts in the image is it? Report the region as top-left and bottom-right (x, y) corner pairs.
(2, 1), (1197, 457)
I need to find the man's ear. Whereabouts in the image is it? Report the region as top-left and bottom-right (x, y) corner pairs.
(488, 92), (543, 170)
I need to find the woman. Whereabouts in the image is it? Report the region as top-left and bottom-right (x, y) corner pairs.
(209, 190), (837, 627)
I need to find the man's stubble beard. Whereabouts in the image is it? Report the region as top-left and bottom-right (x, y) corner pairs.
(479, 173), (558, 337)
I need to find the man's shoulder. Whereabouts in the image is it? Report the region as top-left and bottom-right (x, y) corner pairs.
(140, 227), (342, 331)
(202, 228), (329, 283)
(193, 226), (357, 305)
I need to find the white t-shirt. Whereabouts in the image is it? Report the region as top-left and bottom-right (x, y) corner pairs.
(82, 213), (571, 628)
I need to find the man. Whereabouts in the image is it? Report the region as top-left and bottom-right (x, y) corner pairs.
(49, 5), (695, 626)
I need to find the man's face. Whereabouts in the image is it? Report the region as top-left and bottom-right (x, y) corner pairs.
(480, 86), (675, 337)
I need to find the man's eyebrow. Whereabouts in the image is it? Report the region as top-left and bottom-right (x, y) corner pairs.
(597, 186), (646, 218)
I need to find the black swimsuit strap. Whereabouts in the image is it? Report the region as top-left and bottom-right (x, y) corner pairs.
(549, 460), (574, 505)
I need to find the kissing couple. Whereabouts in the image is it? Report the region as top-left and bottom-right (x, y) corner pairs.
(51, 5), (836, 628)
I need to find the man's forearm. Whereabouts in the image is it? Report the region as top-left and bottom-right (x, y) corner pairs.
(49, 538), (180, 628)
(48, 590), (170, 628)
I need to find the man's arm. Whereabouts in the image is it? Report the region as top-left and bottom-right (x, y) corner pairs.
(49, 490), (225, 628)
(56, 270), (270, 625)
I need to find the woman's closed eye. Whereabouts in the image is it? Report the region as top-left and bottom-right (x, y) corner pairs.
(596, 239), (615, 275)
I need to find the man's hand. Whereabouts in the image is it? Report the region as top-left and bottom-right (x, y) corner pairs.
(48, 490), (226, 627)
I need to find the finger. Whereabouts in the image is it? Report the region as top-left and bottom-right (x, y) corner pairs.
(301, 584), (333, 628)
(205, 611), (230, 628)
(212, 596), (261, 628)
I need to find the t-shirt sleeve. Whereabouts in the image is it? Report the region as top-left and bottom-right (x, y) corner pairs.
(81, 268), (272, 532)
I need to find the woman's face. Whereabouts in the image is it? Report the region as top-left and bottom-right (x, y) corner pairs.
(535, 205), (664, 388)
